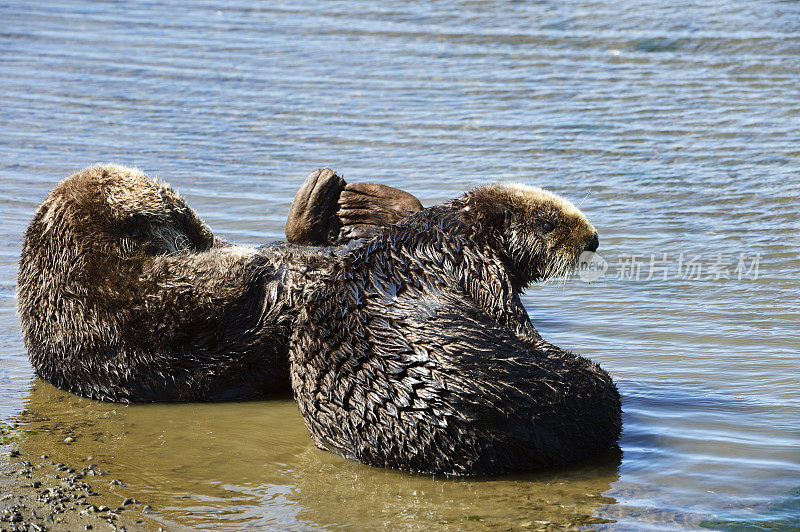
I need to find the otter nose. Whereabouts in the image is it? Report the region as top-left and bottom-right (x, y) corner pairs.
(585, 233), (599, 252)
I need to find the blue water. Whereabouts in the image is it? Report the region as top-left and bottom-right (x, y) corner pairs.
(1, 1), (799, 529)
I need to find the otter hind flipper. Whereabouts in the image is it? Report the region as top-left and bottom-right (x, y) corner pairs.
(285, 169), (423, 245)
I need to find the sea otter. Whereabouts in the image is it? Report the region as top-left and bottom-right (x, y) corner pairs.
(17, 164), (421, 402)
(290, 184), (621, 475)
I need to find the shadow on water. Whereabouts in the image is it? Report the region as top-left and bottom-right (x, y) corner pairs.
(8, 379), (622, 530)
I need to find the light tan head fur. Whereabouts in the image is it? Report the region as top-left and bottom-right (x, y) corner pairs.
(465, 183), (598, 285)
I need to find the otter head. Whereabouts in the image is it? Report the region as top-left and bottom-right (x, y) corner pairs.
(43, 164), (215, 257)
(464, 184), (599, 287)
(99, 166), (215, 256)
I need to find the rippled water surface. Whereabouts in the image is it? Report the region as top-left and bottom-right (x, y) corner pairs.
(1, 1), (799, 530)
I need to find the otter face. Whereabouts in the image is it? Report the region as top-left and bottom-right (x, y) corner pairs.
(468, 184), (599, 284)
(118, 185), (215, 256)
(81, 164), (215, 256)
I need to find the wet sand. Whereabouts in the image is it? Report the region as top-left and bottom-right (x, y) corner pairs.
(1, 422), (168, 532)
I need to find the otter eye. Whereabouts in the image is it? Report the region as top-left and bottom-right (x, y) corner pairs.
(542, 221), (555, 234)
(503, 210), (513, 229)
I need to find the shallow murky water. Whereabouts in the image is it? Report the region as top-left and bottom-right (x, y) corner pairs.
(1, 1), (799, 530)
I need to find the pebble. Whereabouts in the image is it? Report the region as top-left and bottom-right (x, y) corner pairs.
(63, 436), (75, 444)
(1, 452), (154, 531)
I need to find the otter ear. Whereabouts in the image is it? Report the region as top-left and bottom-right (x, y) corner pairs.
(503, 209), (513, 230)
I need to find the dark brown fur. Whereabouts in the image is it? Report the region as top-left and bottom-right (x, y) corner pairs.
(17, 164), (346, 402)
(290, 184), (621, 475)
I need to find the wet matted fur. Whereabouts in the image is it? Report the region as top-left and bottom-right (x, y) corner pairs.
(17, 164), (345, 402)
(290, 184), (621, 475)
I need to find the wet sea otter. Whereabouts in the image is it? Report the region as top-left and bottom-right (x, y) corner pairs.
(17, 164), (420, 402)
(290, 184), (621, 475)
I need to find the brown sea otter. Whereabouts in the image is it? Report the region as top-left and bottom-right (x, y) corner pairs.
(17, 164), (420, 403)
(290, 184), (621, 475)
